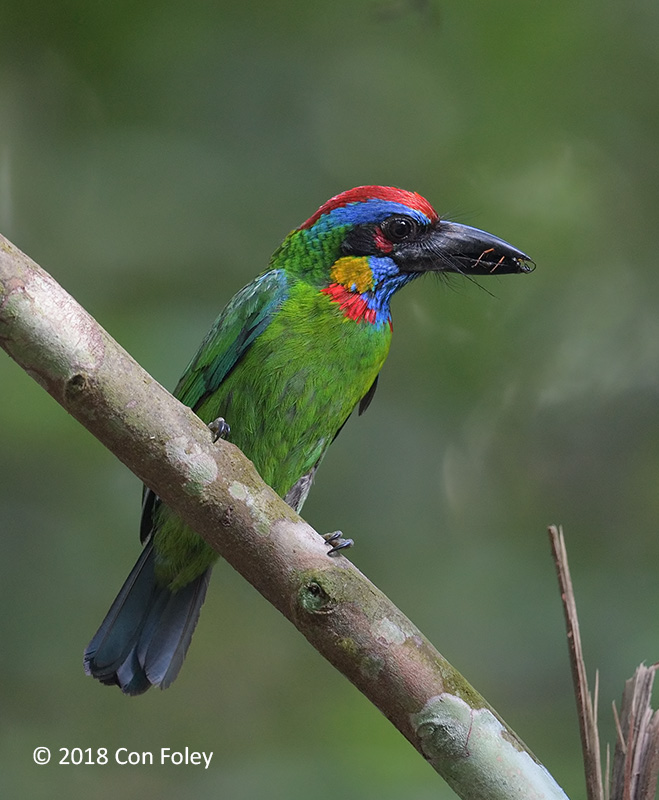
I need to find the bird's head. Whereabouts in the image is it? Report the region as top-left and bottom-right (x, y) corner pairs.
(275, 186), (534, 326)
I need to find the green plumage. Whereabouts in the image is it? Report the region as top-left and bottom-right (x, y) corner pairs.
(154, 269), (391, 590)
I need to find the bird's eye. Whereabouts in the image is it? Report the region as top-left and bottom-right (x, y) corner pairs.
(382, 216), (418, 243)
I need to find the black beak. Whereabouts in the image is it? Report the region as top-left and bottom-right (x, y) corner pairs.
(400, 220), (534, 276)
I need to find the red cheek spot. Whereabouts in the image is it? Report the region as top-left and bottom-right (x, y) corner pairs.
(373, 227), (393, 254)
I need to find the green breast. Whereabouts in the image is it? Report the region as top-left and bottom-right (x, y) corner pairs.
(153, 281), (391, 588)
(196, 281), (391, 494)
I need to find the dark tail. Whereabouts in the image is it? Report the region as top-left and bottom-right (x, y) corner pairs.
(83, 541), (210, 695)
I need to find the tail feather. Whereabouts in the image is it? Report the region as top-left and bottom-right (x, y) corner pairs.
(144, 569), (211, 689)
(115, 645), (152, 696)
(84, 541), (157, 680)
(84, 541), (210, 695)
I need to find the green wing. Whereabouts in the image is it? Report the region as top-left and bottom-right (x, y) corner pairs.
(174, 269), (290, 412)
(140, 269), (289, 543)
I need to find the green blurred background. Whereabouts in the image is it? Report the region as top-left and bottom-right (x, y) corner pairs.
(2, 1), (658, 797)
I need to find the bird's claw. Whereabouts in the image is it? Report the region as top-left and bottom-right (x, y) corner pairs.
(323, 530), (354, 556)
(209, 417), (231, 443)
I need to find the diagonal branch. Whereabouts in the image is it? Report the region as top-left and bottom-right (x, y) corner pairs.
(0, 233), (569, 800)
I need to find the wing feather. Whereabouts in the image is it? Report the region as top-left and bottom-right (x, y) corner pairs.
(140, 268), (289, 542)
(174, 269), (289, 411)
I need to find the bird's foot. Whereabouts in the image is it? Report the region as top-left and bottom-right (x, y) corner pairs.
(209, 417), (231, 443)
(323, 530), (354, 556)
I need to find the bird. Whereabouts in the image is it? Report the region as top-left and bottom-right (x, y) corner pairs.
(84, 185), (533, 694)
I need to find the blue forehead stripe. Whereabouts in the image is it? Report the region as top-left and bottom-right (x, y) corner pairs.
(315, 198), (432, 229)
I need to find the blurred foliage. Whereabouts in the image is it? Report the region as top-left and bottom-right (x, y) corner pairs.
(2, 0), (659, 797)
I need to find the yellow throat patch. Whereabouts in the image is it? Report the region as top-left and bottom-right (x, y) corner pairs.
(329, 257), (374, 293)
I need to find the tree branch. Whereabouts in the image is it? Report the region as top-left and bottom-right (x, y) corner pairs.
(0, 233), (569, 800)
